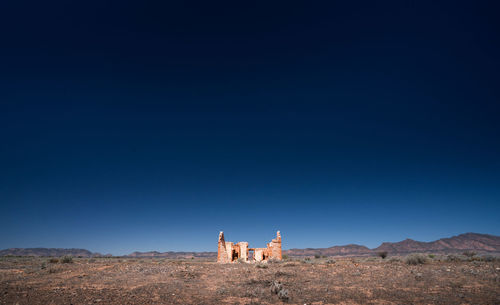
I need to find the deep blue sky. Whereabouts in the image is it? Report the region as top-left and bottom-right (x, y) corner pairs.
(1, 1), (499, 255)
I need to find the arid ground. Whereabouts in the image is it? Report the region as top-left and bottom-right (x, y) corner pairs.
(0, 256), (499, 305)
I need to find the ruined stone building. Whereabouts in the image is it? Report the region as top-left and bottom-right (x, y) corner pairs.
(217, 231), (282, 263)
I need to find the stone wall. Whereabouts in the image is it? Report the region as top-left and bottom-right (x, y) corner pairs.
(268, 231), (282, 260)
(217, 231), (282, 263)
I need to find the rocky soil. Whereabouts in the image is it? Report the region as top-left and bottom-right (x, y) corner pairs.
(0, 256), (499, 304)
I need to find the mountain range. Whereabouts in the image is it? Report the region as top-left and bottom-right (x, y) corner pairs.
(1, 233), (498, 258)
(0, 248), (100, 257)
(285, 233), (500, 257)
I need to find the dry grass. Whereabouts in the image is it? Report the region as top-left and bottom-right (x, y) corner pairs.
(0, 256), (499, 304)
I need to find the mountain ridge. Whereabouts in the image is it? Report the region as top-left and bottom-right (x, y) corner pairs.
(0, 248), (101, 258)
(285, 233), (500, 257)
(1, 233), (499, 258)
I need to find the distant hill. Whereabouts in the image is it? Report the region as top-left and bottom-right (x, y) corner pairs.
(0, 248), (99, 257)
(1, 233), (499, 258)
(284, 244), (372, 257)
(373, 233), (500, 255)
(285, 233), (500, 257)
(127, 251), (216, 258)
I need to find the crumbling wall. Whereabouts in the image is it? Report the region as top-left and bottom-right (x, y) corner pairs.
(253, 248), (265, 262)
(217, 232), (230, 263)
(267, 231), (282, 260)
(217, 231), (282, 263)
(238, 242), (248, 261)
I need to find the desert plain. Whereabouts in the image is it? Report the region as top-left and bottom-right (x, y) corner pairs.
(0, 255), (499, 305)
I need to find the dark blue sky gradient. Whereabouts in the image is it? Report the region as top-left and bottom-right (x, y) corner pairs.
(1, 1), (499, 255)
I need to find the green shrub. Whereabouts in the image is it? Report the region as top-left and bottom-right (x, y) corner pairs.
(428, 254), (435, 259)
(314, 254), (321, 259)
(60, 256), (73, 264)
(282, 254), (289, 260)
(49, 258), (59, 263)
(377, 251), (388, 259)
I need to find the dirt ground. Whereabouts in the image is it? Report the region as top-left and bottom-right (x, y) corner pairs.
(0, 256), (499, 305)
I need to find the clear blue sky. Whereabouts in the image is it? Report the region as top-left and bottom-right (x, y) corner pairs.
(1, 1), (499, 255)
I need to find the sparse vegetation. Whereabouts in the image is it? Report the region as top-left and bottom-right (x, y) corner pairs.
(271, 280), (289, 302)
(463, 250), (476, 258)
(301, 257), (318, 264)
(0, 255), (499, 304)
(282, 254), (289, 260)
(48, 267), (58, 274)
(270, 280), (282, 294)
(388, 256), (402, 263)
(480, 254), (499, 262)
(60, 255), (73, 263)
(428, 254), (435, 259)
(278, 288), (289, 302)
(405, 253), (428, 265)
(48, 258), (59, 263)
(447, 254), (466, 262)
(314, 254), (321, 259)
(361, 257), (377, 262)
(215, 287), (226, 295)
(274, 270), (290, 277)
